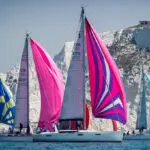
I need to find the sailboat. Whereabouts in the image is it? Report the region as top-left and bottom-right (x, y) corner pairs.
(33, 7), (127, 142)
(0, 34), (33, 142)
(0, 32), (64, 142)
(124, 68), (149, 140)
(124, 51), (150, 140)
(15, 34), (64, 136)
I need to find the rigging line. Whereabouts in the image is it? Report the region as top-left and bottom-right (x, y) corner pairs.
(26, 33), (30, 126)
(81, 7), (87, 130)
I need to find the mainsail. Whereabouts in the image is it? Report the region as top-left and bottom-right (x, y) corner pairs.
(0, 78), (15, 126)
(136, 66), (147, 129)
(85, 18), (127, 124)
(15, 34), (29, 128)
(60, 10), (85, 121)
(30, 38), (64, 130)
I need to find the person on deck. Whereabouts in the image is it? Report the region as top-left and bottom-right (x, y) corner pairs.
(139, 126), (144, 134)
(19, 123), (23, 134)
(26, 124), (31, 135)
(52, 122), (59, 133)
(132, 130), (135, 135)
(76, 120), (81, 131)
(8, 127), (12, 134)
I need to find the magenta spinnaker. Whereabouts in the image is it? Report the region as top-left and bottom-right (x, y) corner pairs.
(30, 38), (64, 130)
(85, 18), (127, 124)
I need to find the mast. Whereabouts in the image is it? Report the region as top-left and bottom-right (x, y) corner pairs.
(26, 33), (30, 127)
(81, 7), (86, 130)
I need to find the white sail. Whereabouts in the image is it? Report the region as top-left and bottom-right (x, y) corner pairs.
(136, 66), (147, 129)
(60, 14), (85, 120)
(15, 34), (29, 128)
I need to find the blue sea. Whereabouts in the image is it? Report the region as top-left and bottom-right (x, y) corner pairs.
(0, 140), (150, 150)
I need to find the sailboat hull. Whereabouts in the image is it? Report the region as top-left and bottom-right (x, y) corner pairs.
(124, 134), (150, 140)
(33, 131), (123, 142)
(0, 135), (33, 142)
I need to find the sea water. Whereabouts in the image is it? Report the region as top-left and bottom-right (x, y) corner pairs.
(0, 140), (150, 150)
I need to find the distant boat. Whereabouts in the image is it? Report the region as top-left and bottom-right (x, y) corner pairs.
(34, 7), (127, 142)
(124, 50), (150, 140)
(135, 65), (147, 132)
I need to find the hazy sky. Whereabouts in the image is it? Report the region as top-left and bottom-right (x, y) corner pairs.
(0, 0), (150, 73)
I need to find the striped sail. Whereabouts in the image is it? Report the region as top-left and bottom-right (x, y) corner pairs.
(60, 11), (85, 120)
(136, 67), (147, 129)
(30, 38), (64, 130)
(85, 18), (127, 124)
(0, 78), (15, 126)
(15, 35), (29, 128)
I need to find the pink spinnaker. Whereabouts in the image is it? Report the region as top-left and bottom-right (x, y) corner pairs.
(30, 38), (64, 130)
(85, 18), (127, 124)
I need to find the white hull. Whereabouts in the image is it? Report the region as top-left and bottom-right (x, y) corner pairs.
(33, 131), (123, 142)
(0, 135), (33, 142)
(123, 134), (150, 140)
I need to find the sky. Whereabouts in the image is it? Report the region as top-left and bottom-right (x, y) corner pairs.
(0, 0), (150, 73)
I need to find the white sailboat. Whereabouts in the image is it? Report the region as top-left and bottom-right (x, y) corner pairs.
(0, 34), (34, 142)
(33, 7), (127, 142)
(124, 50), (150, 140)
